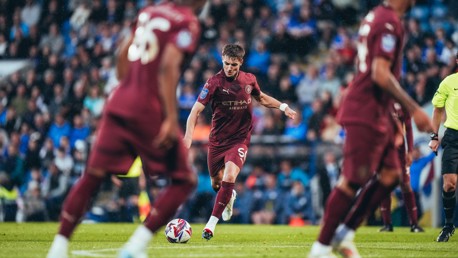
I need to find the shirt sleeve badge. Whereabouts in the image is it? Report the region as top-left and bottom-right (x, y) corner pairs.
(381, 33), (396, 53)
(177, 30), (192, 49)
(199, 88), (209, 99)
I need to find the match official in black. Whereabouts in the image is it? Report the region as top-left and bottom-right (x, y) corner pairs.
(429, 51), (458, 242)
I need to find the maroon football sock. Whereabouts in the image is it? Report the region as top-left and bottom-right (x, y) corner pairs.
(318, 187), (354, 245)
(402, 190), (418, 225)
(345, 177), (397, 230)
(59, 173), (104, 238)
(211, 181), (234, 218)
(380, 195), (392, 225)
(144, 178), (196, 233)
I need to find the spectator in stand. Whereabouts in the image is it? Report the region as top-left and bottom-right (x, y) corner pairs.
(251, 174), (281, 224)
(2, 143), (24, 187)
(47, 113), (71, 148)
(21, 0), (41, 28)
(284, 180), (314, 225)
(231, 181), (252, 224)
(43, 163), (68, 221)
(284, 109), (307, 141)
(83, 86), (105, 117)
(23, 180), (48, 222)
(69, 114), (90, 149)
(286, 4), (317, 58)
(297, 65), (320, 107)
(39, 23), (64, 55)
(246, 40), (271, 76)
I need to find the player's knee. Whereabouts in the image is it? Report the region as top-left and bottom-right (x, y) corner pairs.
(337, 179), (359, 197)
(212, 183), (220, 192)
(379, 168), (400, 186)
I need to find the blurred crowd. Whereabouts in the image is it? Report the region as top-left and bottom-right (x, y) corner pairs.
(0, 0), (457, 226)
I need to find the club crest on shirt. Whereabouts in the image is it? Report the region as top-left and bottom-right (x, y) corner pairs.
(176, 30), (192, 49)
(381, 33), (396, 53)
(200, 88), (209, 99)
(245, 85), (252, 94)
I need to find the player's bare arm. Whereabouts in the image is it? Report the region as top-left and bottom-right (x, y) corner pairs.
(254, 92), (297, 120)
(154, 43), (184, 149)
(429, 106), (445, 152)
(116, 34), (134, 81)
(372, 57), (433, 132)
(183, 102), (205, 149)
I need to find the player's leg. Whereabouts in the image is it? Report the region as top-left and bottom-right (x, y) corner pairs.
(47, 167), (106, 258)
(210, 169), (224, 192)
(47, 114), (134, 258)
(202, 167), (224, 240)
(437, 174), (457, 241)
(120, 138), (196, 257)
(203, 144), (245, 240)
(203, 161), (240, 239)
(400, 171), (423, 232)
(310, 125), (379, 258)
(379, 195), (393, 232)
(309, 176), (358, 258)
(331, 126), (399, 258)
(220, 144), (246, 222)
(437, 130), (458, 242)
(379, 145), (407, 233)
(333, 167), (400, 258)
(201, 145), (225, 240)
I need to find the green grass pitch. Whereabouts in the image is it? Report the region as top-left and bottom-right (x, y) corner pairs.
(0, 223), (457, 257)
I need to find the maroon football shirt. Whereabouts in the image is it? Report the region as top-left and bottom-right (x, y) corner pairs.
(338, 4), (404, 133)
(198, 70), (261, 146)
(105, 2), (200, 121)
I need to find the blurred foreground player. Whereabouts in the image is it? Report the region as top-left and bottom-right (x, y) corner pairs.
(47, 1), (207, 258)
(309, 0), (433, 257)
(184, 43), (296, 240)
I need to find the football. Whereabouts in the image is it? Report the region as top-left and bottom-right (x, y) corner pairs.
(164, 218), (192, 243)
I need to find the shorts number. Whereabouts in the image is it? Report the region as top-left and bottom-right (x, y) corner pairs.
(128, 13), (171, 64)
(238, 148), (248, 163)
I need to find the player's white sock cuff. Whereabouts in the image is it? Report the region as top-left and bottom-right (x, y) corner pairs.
(337, 224), (355, 241)
(54, 234), (69, 248)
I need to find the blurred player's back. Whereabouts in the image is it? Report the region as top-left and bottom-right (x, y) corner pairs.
(338, 5), (404, 132)
(106, 2), (200, 120)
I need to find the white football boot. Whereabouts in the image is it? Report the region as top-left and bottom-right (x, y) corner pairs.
(308, 241), (338, 258)
(222, 189), (237, 221)
(118, 225), (151, 258)
(332, 225), (361, 258)
(46, 235), (69, 258)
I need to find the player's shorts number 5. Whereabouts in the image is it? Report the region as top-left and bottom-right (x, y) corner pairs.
(238, 148), (247, 163)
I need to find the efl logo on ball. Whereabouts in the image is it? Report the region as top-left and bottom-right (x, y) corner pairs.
(164, 218), (192, 243)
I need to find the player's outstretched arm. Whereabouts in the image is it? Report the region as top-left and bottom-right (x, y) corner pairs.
(372, 57), (433, 132)
(183, 102), (205, 149)
(154, 43), (184, 149)
(254, 92), (297, 120)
